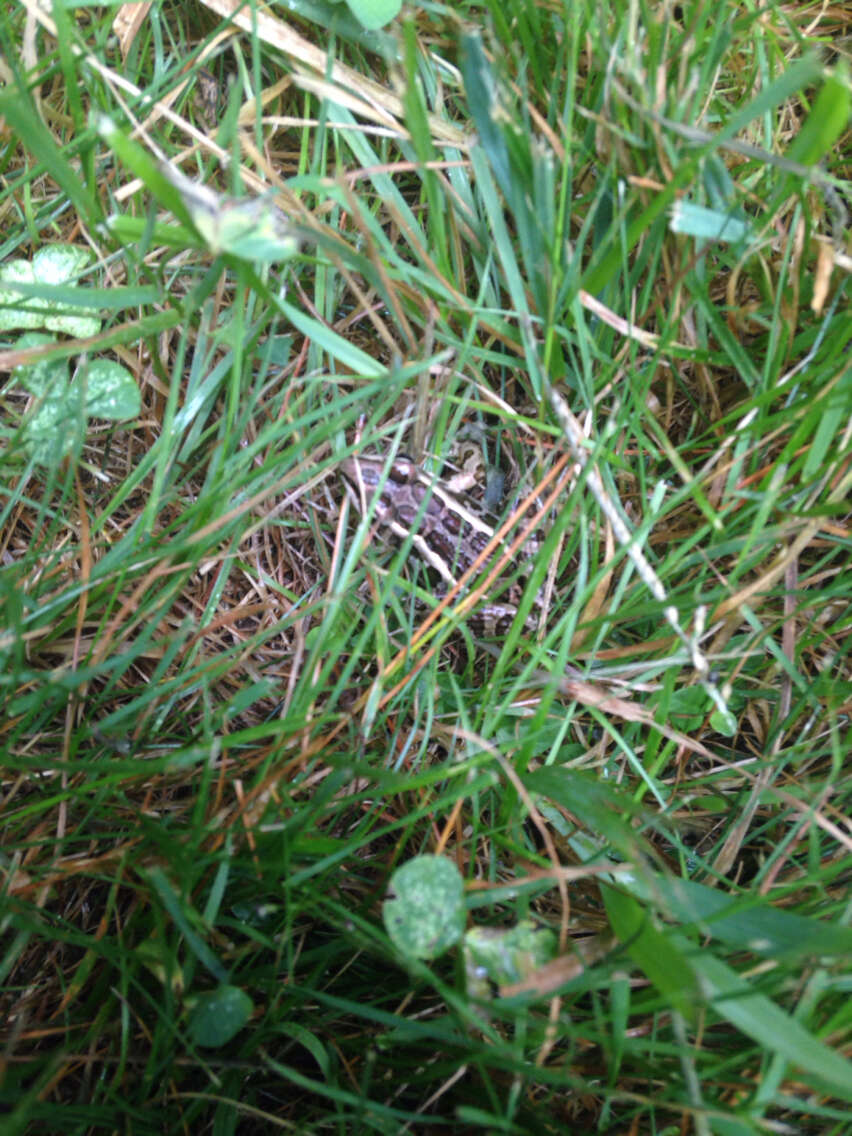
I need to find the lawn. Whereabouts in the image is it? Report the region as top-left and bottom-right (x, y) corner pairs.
(1, 0), (851, 1132)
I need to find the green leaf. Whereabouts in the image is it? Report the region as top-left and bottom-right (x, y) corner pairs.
(161, 165), (300, 263)
(344, 0), (402, 31)
(0, 261), (42, 331)
(525, 767), (647, 862)
(663, 685), (713, 731)
(460, 35), (512, 202)
(709, 707), (738, 735)
(383, 855), (466, 960)
(787, 69), (851, 167)
(603, 886), (700, 1023)
(21, 387), (79, 465)
(0, 245), (101, 336)
(11, 333), (68, 396)
(186, 985), (253, 1048)
(640, 875), (852, 961)
(275, 296), (385, 376)
(103, 213), (199, 253)
(669, 201), (750, 245)
(9, 335), (140, 465)
(79, 360), (141, 420)
(464, 920), (558, 999)
(691, 947), (852, 1099)
(147, 867), (228, 983)
(100, 116), (297, 264)
(96, 114), (193, 227)
(135, 933), (185, 995)
(0, 89), (98, 223)
(10, 333), (77, 464)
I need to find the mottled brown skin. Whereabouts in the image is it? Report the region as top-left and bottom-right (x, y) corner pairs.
(341, 454), (544, 634)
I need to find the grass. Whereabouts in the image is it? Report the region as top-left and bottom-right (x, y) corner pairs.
(1, 0), (851, 1132)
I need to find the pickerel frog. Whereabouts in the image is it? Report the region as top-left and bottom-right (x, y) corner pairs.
(341, 453), (547, 634)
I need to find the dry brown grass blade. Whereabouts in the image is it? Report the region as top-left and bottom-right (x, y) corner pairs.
(199, 0), (466, 146)
(112, 1), (153, 59)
